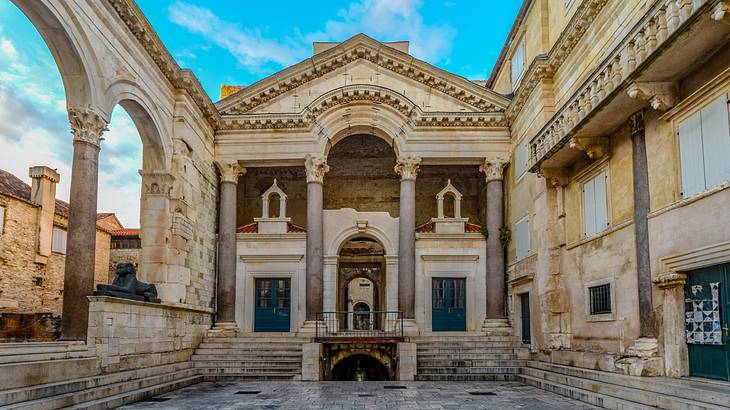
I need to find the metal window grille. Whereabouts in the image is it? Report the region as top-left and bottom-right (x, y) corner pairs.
(589, 283), (612, 315)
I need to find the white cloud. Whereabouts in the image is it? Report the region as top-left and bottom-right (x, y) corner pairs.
(0, 37), (18, 60)
(167, 0), (456, 72)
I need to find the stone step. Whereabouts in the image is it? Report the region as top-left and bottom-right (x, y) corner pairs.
(0, 357), (100, 391)
(1, 368), (199, 410)
(193, 348), (302, 356)
(191, 353), (302, 361)
(191, 358), (301, 365)
(64, 376), (201, 410)
(198, 369), (300, 381)
(417, 366), (522, 375)
(523, 362), (730, 409)
(412, 336), (519, 342)
(417, 353), (517, 360)
(414, 374), (518, 382)
(201, 337), (308, 343)
(417, 347), (517, 353)
(0, 362), (192, 407)
(416, 341), (517, 347)
(418, 360), (525, 368)
(192, 366), (300, 374)
(197, 342), (304, 349)
(517, 373), (655, 410)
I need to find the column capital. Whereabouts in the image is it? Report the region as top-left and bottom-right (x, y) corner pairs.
(628, 110), (645, 136)
(480, 157), (508, 182)
(68, 108), (108, 148)
(653, 271), (687, 289)
(216, 161), (245, 184)
(394, 156), (422, 181)
(304, 154), (330, 184)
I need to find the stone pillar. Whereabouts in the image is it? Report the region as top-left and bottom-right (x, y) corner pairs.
(480, 158), (508, 319)
(654, 272), (689, 378)
(395, 157), (421, 319)
(630, 110), (656, 338)
(215, 161), (244, 327)
(397, 342), (417, 381)
(60, 108), (108, 341)
(305, 155), (329, 321)
(301, 342), (323, 381)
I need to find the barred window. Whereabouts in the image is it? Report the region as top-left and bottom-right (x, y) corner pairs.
(589, 283), (612, 315)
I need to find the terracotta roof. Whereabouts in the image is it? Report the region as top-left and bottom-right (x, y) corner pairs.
(0, 168), (69, 217)
(112, 228), (141, 237)
(415, 221), (483, 233)
(237, 222), (307, 234)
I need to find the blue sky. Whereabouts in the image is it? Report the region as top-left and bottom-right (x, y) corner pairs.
(0, 0), (519, 226)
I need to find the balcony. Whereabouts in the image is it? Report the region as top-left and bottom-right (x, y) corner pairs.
(315, 311), (404, 343)
(529, 0), (729, 173)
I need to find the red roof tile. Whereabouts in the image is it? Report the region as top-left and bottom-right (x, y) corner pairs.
(112, 228), (140, 237)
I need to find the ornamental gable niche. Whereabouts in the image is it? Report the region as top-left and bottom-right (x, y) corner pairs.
(217, 34), (509, 117)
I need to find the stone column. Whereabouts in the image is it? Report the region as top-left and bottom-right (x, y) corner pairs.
(305, 155), (329, 321)
(654, 272), (689, 378)
(215, 161), (244, 327)
(60, 108), (108, 341)
(630, 110), (656, 338)
(480, 158), (508, 319)
(395, 157), (421, 319)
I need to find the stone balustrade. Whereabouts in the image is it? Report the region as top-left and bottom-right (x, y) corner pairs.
(528, 0), (715, 171)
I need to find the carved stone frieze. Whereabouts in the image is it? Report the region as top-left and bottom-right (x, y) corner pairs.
(216, 161), (245, 184)
(304, 155), (330, 184)
(653, 271), (687, 289)
(627, 82), (679, 111)
(140, 170), (175, 196)
(394, 157), (422, 181)
(68, 108), (109, 148)
(569, 137), (610, 159)
(479, 158), (509, 182)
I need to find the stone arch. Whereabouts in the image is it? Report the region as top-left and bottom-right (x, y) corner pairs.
(328, 227), (397, 257)
(10, 0), (104, 112)
(328, 349), (395, 381)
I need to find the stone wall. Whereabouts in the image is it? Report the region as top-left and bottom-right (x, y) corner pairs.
(87, 296), (212, 371)
(109, 248), (141, 278)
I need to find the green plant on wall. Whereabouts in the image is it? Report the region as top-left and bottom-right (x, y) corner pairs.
(480, 225), (489, 238)
(499, 226), (511, 248)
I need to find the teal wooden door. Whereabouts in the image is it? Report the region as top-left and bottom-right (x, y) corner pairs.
(254, 278), (291, 332)
(686, 264), (730, 380)
(520, 293), (531, 344)
(432, 278), (466, 331)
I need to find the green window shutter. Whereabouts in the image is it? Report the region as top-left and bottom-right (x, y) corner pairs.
(583, 177), (597, 236)
(678, 110), (706, 197)
(594, 171), (609, 231)
(700, 95), (730, 190)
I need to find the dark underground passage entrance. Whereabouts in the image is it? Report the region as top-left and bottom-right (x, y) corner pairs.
(323, 343), (397, 381)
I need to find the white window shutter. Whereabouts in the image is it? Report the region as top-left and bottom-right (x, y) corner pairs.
(700, 95), (730, 189)
(594, 171), (609, 231)
(678, 110), (705, 197)
(583, 178), (597, 236)
(52, 227), (67, 254)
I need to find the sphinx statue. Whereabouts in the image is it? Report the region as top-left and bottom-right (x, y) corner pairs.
(94, 262), (161, 303)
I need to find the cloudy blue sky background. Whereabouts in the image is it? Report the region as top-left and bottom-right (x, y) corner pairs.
(0, 0), (519, 227)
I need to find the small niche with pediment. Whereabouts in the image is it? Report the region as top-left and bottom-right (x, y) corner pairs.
(254, 179), (291, 234)
(431, 179), (468, 234)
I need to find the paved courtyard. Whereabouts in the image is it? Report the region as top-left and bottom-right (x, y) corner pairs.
(120, 381), (596, 409)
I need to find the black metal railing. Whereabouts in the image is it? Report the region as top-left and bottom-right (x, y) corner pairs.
(315, 311), (404, 339)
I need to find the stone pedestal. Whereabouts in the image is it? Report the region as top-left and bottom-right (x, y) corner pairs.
(654, 271), (689, 378)
(397, 342), (417, 381)
(302, 342), (323, 381)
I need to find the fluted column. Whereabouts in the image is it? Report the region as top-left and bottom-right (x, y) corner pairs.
(305, 155), (330, 320)
(395, 157), (421, 319)
(61, 108), (108, 341)
(481, 158), (508, 319)
(215, 161), (244, 326)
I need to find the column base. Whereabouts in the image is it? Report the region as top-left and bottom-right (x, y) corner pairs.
(627, 337), (659, 358)
(296, 320), (326, 337)
(481, 318), (513, 336)
(207, 322), (239, 337)
(402, 319), (420, 336)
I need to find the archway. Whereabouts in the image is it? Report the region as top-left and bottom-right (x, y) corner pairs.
(338, 237), (385, 330)
(331, 354), (391, 381)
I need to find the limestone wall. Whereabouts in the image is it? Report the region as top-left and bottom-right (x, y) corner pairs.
(87, 296), (212, 371)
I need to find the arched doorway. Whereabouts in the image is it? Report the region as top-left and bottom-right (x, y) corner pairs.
(338, 237), (385, 330)
(331, 354), (391, 381)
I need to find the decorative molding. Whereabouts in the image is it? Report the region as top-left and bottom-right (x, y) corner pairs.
(569, 137), (610, 159)
(260, 179), (288, 218)
(660, 240), (730, 273)
(239, 254), (304, 262)
(68, 108), (108, 148)
(107, 0), (220, 128)
(394, 157), (422, 181)
(420, 254), (480, 262)
(538, 166), (570, 187)
(139, 170), (175, 196)
(216, 161), (245, 184)
(528, 0), (713, 172)
(627, 82), (679, 111)
(436, 179), (463, 219)
(653, 271), (687, 289)
(304, 154), (330, 184)
(480, 157), (508, 182)
(218, 35), (508, 115)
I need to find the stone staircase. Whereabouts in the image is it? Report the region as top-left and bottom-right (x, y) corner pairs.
(413, 334), (524, 381)
(517, 361), (730, 410)
(191, 333), (306, 381)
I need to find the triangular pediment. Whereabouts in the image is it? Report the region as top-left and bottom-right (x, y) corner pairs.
(217, 34), (510, 116)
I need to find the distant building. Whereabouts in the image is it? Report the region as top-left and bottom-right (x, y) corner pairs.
(109, 228), (141, 278)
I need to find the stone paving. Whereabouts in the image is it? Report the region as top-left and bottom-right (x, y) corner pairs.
(120, 381), (597, 409)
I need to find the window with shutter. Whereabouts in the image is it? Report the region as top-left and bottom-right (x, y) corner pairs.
(678, 94), (730, 197)
(583, 170), (609, 237)
(511, 39), (525, 90)
(0, 205), (5, 236)
(515, 218), (530, 260)
(52, 227), (67, 254)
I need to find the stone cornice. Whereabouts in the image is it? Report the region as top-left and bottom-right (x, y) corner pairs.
(218, 85), (507, 131)
(107, 0), (221, 128)
(217, 34), (510, 115)
(504, 0), (610, 120)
